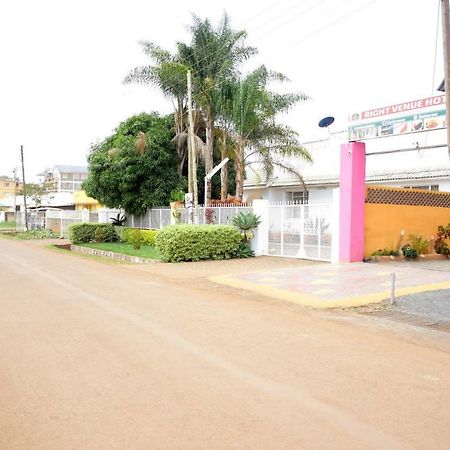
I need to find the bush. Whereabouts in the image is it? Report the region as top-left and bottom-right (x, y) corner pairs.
(69, 223), (117, 244)
(129, 229), (143, 250)
(435, 223), (450, 255)
(402, 244), (418, 260)
(156, 224), (241, 262)
(370, 248), (399, 257)
(409, 235), (429, 255)
(231, 211), (261, 242)
(120, 228), (158, 246)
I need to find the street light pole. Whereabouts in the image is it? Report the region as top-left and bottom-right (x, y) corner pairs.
(20, 145), (28, 231)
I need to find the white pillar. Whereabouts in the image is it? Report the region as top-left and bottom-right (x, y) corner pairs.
(81, 208), (90, 223)
(331, 188), (340, 263)
(251, 199), (269, 256)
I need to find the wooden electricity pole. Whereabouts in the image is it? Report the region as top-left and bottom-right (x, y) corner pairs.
(20, 145), (28, 231)
(187, 70), (198, 207)
(442, 0), (450, 159)
(13, 167), (17, 223)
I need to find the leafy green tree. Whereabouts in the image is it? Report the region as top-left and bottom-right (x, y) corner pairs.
(83, 113), (180, 215)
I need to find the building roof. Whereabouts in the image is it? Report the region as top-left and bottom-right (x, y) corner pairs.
(244, 166), (450, 189)
(53, 165), (88, 173)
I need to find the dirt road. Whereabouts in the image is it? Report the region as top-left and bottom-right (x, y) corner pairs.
(1, 239), (450, 449)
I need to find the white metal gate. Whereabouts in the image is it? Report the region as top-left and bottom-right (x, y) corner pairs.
(268, 201), (333, 262)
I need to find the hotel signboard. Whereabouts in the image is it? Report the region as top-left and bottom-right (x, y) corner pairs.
(348, 95), (446, 141)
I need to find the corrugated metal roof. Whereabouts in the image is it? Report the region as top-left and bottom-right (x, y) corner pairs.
(244, 167), (450, 188)
(53, 165), (88, 173)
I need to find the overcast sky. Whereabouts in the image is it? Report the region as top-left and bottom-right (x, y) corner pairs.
(0, 0), (443, 181)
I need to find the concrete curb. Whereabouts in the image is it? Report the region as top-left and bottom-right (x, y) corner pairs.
(71, 244), (160, 264)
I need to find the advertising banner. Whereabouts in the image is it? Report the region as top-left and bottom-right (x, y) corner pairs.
(348, 95), (446, 141)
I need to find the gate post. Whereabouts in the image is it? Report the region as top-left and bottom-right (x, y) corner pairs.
(339, 142), (366, 262)
(252, 199), (269, 256)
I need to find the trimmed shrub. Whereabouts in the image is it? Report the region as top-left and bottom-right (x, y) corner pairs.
(156, 224), (241, 262)
(129, 229), (143, 250)
(69, 223), (117, 244)
(120, 228), (158, 246)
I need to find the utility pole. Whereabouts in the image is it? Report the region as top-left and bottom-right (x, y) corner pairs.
(442, 0), (450, 159)
(12, 167), (17, 224)
(20, 145), (28, 231)
(187, 70), (198, 208)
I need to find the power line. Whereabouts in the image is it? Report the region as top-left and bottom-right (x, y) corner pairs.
(431, 0), (441, 95)
(279, 0), (377, 54)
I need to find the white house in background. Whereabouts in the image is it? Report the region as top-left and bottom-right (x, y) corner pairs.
(244, 95), (449, 203)
(38, 165), (88, 192)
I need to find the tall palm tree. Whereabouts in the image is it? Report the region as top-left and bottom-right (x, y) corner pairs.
(177, 13), (257, 204)
(124, 42), (189, 176)
(220, 66), (312, 200)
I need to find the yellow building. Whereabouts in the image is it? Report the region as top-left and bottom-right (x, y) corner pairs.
(73, 190), (103, 211)
(0, 176), (22, 199)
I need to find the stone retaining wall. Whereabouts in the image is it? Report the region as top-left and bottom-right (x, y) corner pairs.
(71, 245), (159, 264)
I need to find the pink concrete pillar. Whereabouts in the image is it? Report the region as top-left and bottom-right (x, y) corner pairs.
(339, 142), (366, 262)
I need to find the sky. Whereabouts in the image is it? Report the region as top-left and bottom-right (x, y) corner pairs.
(0, 0), (443, 181)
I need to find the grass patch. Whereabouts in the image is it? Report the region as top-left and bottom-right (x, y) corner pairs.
(78, 242), (161, 260)
(0, 221), (15, 229)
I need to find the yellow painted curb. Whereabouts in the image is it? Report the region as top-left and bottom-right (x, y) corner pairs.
(209, 275), (450, 309)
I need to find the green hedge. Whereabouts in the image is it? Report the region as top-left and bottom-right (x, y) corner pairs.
(69, 223), (118, 244)
(155, 224), (241, 262)
(121, 228), (158, 246)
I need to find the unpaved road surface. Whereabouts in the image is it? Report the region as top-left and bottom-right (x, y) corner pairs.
(1, 239), (450, 450)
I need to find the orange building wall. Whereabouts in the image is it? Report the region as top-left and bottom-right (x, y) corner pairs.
(365, 203), (450, 256)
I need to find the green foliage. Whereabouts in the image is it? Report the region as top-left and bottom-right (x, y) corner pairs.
(155, 224), (241, 262)
(435, 223), (450, 255)
(232, 211), (261, 242)
(128, 229), (143, 250)
(370, 249), (399, 257)
(233, 242), (255, 258)
(119, 228), (159, 246)
(110, 213), (126, 226)
(408, 235), (429, 255)
(170, 190), (185, 202)
(401, 244), (418, 260)
(83, 113), (180, 215)
(15, 229), (58, 240)
(140, 229), (159, 246)
(94, 226), (105, 243)
(69, 223), (118, 244)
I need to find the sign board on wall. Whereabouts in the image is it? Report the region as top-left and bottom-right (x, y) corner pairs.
(348, 95), (446, 141)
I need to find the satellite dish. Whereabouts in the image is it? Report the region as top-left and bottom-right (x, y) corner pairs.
(318, 116), (335, 128)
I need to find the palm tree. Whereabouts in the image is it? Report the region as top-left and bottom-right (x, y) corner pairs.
(219, 66), (311, 200)
(124, 42), (189, 176)
(177, 13), (257, 204)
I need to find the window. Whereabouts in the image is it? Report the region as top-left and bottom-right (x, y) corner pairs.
(287, 191), (309, 204)
(60, 182), (72, 191)
(4, 182), (9, 187)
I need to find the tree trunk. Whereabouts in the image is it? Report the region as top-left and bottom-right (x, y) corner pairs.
(174, 101), (186, 177)
(204, 113), (214, 205)
(220, 134), (228, 201)
(234, 142), (245, 201)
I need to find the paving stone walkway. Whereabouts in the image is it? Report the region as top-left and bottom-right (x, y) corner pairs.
(211, 260), (450, 308)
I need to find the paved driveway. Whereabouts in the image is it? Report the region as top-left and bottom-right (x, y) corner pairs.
(211, 259), (450, 308)
(1, 238), (450, 449)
